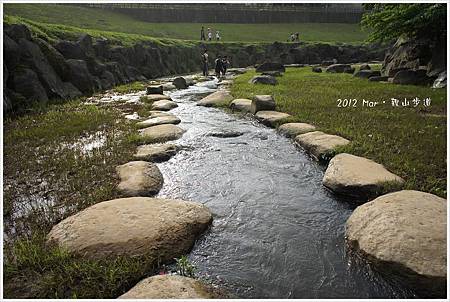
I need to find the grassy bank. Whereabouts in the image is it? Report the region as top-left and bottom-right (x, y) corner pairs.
(231, 67), (447, 197)
(2, 100), (163, 298)
(5, 3), (367, 43)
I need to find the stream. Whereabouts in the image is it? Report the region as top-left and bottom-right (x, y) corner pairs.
(154, 78), (416, 299)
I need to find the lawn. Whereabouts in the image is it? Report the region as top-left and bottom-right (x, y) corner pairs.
(4, 3), (368, 43)
(231, 67), (447, 198)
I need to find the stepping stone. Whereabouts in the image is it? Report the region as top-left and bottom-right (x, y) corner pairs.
(134, 144), (179, 162)
(151, 99), (178, 111)
(136, 115), (181, 128)
(255, 111), (291, 127)
(277, 122), (316, 138)
(294, 131), (350, 160)
(162, 83), (176, 91)
(119, 275), (216, 299)
(147, 111), (174, 118)
(146, 85), (163, 95)
(139, 124), (185, 143)
(251, 95), (275, 114)
(249, 75), (277, 85)
(323, 153), (404, 199)
(197, 90), (233, 107)
(229, 98), (252, 113)
(346, 190), (446, 297)
(142, 94), (172, 103)
(116, 161), (163, 197)
(173, 77), (188, 89)
(46, 197), (212, 260)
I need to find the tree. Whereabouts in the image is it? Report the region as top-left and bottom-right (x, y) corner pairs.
(361, 4), (446, 42)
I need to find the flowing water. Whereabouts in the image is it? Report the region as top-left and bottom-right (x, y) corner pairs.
(154, 79), (415, 299)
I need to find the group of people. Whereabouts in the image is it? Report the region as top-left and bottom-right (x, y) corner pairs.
(288, 32), (300, 42)
(200, 26), (221, 41)
(201, 49), (230, 80)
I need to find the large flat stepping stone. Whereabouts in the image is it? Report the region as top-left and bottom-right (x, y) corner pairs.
(346, 190), (446, 297)
(255, 111), (291, 127)
(251, 95), (275, 114)
(119, 275), (216, 299)
(151, 99), (178, 111)
(46, 197), (212, 260)
(229, 98), (252, 113)
(136, 115), (180, 128)
(141, 94), (172, 103)
(139, 124), (185, 143)
(146, 85), (163, 95)
(323, 153), (404, 199)
(294, 131), (350, 160)
(134, 144), (179, 162)
(197, 90), (233, 107)
(147, 111), (174, 118)
(116, 161), (163, 197)
(277, 122), (316, 138)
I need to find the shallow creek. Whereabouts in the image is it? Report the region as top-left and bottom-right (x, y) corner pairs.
(152, 79), (416, 298)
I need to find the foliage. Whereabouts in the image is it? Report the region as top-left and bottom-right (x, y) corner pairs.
(174, 255), (196, 277)
(361, 4), (446, 42)
(231, 67), (446, 197)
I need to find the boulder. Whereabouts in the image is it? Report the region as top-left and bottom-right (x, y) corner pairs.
(432, 71), (446, 89)
(255, 62), (286, 73)
(147, 111), (174, 118)
(118, 275), (215, 299)
(323, 153), (404, 199)
(346, 190), (446, 297)
(136, 115), (181, 128)
(139, 124), (186, 143)
(197, 90), (233, 107)
(142, 94), (172, 103)
(312, 67), (322, 73)
(116, 161), (163, 197)
(134, 144), (179, 162)
(359, 63), (371, 71)
(162, 83), (176, 91)
(146, 85), (163, 95)
(249, 75), (277, 85)
(344, 67), (356, 74)
(4, 34), (20, 71)
(229, 98), (252, 113)
(294, 131), (350, 160)
(255, 111), (291, 127)
(47, 197), (212, 260)
(392, 69), (428, 85)
(5, 24), (32, 41)
(326, 64), (353, 73)
(11, 68), (48, 103)
(277, 122), (316, 138)
(353, 70), (381, 79)
(151, 100), (178, 111)
(35, 38), (70, 81)
(173, 77), (188, 89)
(66, 59), (96, 94)
(368, 76), (389, 82)
(54, 40), (86, 60)
(261, 71), (283, 77)
(250, 95), (275, 114)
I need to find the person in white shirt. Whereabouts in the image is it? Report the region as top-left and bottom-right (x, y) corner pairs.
(207, 28), (212, 41)
(216, 31), (221, 41)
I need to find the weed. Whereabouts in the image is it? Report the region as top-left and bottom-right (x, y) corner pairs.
(174, 255), (196, 277)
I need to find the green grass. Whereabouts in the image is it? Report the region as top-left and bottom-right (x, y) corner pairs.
(231, 67), (447, 198)
(4, 3), (368, 43)
(2, 100), (167, 298)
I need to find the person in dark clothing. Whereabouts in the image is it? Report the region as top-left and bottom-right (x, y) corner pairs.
(221, 55), (230, 77)
(214, 55), (223, 79)
(200, 26), (206, 41)
(201, 49), (209, 76)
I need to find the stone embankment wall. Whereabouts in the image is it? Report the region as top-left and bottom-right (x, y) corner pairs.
(3, 23), (385, 114)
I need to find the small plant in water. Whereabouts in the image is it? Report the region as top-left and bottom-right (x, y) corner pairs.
(174, 255), (196, 277)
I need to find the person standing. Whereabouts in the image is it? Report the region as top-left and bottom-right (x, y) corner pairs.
(214, 55), (223, 80)
(200, 26), (206, 41)
(221, 55), (230, 77)
(216, 30), (221, 41)
(201, 49), (209, 76)
(207, 28), (212, 41)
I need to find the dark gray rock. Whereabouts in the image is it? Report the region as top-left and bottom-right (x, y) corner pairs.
(344, 67), (356, 74)
(66, 59), (96, 94)
(262, 71), (283, 77)
(147, 85), (163, 95)
(249, 75), (277, 85)
(55, 40), (86, 60)
(256, 62), (285, 73)
(4, 34), (20, 71)
(11, 68), (48, 103)
(62, 82), (82, 99)
(173, 77), (188, 89)
(312, 66), (322, 73)
(368, 76), (389, 82)
(354, 70), (381, 79)
(34, 38), (69, 81)
(251, 95), (275, 114)
(209, 131), (244, 138)
(326, 64), (353, 73)
(99, 71), (116, 90)
(392, 69), (429, 85)
(5, 24), (32, 41)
